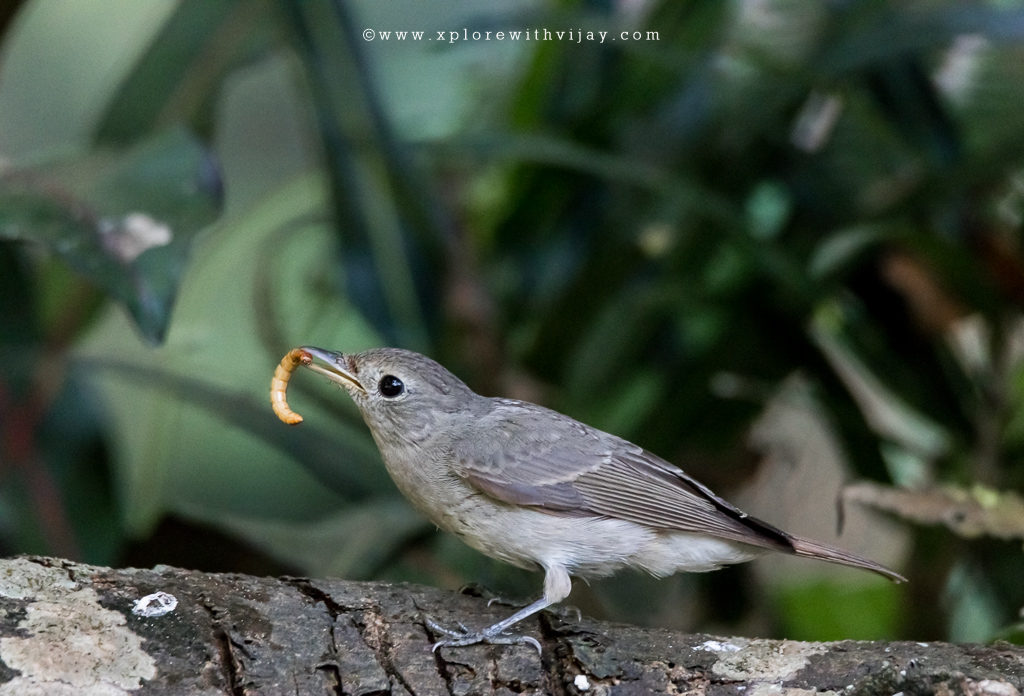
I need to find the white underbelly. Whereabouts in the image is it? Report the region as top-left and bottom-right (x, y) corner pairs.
(442, 496), (761, 578)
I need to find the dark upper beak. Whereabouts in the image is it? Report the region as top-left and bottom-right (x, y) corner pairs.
(300, 346), (366, 394)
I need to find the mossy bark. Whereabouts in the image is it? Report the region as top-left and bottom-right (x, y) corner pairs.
(0, 556), (1020, 695)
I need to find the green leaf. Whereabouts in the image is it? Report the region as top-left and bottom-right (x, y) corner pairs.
(94, 0), (274, 143)
(0, 128), (222, 343)
(283, 1), (447, 351)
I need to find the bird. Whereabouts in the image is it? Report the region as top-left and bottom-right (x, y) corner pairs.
(284, 346), (905, 651)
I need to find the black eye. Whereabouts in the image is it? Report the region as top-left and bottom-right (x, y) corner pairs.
(378, 375), (404, 398)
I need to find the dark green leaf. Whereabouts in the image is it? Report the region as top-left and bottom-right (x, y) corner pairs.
(0, 128), (222, 343)
(94, 0), (275, 143)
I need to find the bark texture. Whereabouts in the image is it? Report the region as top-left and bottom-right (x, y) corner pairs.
(0, 555), (1021, 695)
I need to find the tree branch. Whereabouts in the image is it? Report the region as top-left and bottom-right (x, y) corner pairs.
(0, 556), (1019, 695)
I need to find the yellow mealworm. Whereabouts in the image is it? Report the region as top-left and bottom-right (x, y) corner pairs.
(271, 348), (312, 425)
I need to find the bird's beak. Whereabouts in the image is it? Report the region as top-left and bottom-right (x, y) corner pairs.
(300, 346), (367, 394)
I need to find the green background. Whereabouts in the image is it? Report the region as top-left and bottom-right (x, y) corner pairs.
(1, 0), (1023, 644)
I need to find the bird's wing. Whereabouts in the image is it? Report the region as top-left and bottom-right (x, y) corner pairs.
(452, 401), (793, 552)
(574, 448), (794, 550)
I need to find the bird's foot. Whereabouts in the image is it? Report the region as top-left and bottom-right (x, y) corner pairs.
(423, 615), (542, 654)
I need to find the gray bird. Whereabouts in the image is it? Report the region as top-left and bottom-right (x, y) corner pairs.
(297, 346), (905, 651)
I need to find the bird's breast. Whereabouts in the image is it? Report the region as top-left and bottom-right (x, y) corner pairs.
(377, 444), (472, 521)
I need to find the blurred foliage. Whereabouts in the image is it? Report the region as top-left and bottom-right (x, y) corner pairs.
(2, 0), (1024, 644)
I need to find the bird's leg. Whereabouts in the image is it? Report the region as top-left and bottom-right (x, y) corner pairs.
(427, 565), (572, 653)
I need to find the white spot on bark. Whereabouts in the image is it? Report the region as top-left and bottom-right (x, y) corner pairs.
(132, 591), (177, 617)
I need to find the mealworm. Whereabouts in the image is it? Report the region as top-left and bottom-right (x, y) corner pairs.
(271, 348), (312, 425)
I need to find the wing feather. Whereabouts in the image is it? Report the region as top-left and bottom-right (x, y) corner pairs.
(453, 399), (793, 552)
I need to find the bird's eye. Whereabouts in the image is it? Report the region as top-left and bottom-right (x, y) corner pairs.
(378, 375), (405, 398)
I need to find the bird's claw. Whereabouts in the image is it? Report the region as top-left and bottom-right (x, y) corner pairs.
(424, 615), (468, 634)
(424, 616), (542, 654)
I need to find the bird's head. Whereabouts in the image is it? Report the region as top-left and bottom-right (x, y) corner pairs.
(301, 346), (484, 445)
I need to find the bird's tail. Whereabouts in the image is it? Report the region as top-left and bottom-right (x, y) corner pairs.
(788, 535), (906, 583)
